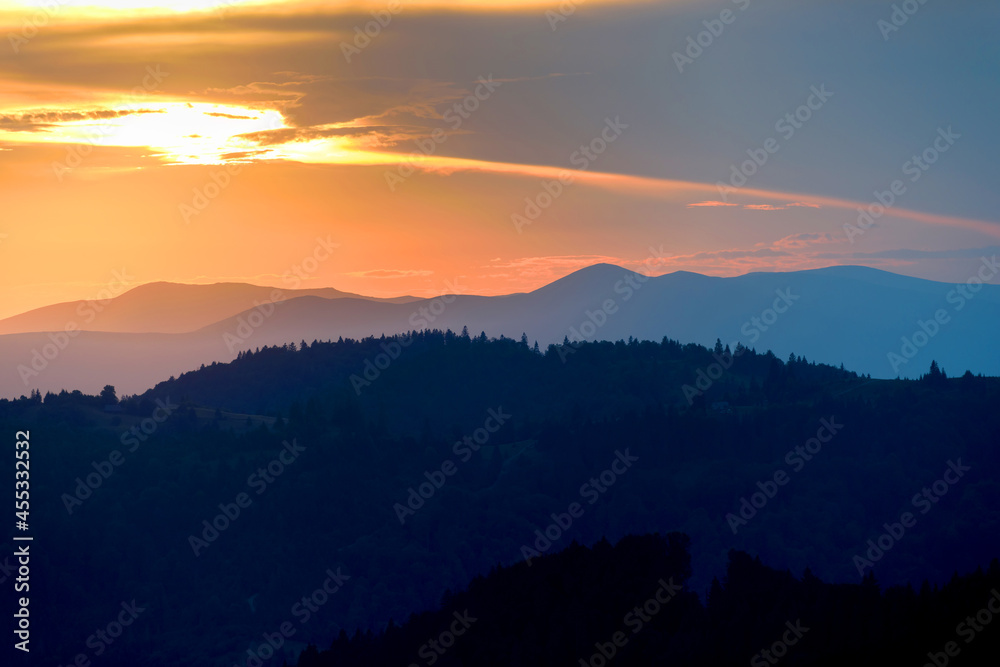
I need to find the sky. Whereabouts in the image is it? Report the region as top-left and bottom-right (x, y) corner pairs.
(0, 0), (998, 319)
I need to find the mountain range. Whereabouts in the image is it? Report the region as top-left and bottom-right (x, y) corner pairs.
(2, 263), (997, 398)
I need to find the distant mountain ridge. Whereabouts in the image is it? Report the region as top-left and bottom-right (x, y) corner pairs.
(0, 281), (421, 335)
(1, 263), (997, 397)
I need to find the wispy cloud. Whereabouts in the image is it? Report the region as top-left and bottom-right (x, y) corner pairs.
(744, 202), (822, 211)
(815, 246), (1000, 261)
(347, 269), (434, 279)
(204, 111), (256, 120)
(772, 233), (839, 250)
(0, 108), (166, 132)
(686, 200), (739, 208)
(689, 200), (822, 211)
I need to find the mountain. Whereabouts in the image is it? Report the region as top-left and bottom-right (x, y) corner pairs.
(6, 336), (999, 667)
(1, 264), (997, 398)
(0, 281), (421, 335)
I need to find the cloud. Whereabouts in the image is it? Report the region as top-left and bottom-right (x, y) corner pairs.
(347, 269), (434, 279)
(635, 232), (853, 276)
(0, 0), (997, 306)
(490, 255), (623, 271)
(642, 235), (1000, 279)
(204, 111), (255, 120)
(688, 199), (823, 211)
(687, 200), (738, 208)
(205, 75), (472, 134)
(772, 233), (839, 250)
(665, 248), (792, 262)
(238, 124), (410, 147)
(689, 201), (824, 211)
(486, 255), (627, 284)
(744, 202), (822, 211)
(0, 108), (166, 132)
(814, 246), (1000, 261)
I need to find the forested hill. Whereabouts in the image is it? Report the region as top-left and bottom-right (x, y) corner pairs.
(139, 330), (863, 429)
(294, 533), (1000, 667)
(3, 334), (998, 666)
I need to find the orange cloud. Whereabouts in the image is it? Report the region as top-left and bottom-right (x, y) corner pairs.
(772, 233), (839, 250)
(743, 202), (823, 211)
(406, 160), (997, 240)
(687, 200), (739, 208)
(691, 201), (823, 211)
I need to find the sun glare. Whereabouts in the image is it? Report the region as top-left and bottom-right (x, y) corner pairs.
(1, 0), (605, 17)
(0, 102), (289, 164)
(7, 0), (259, 13)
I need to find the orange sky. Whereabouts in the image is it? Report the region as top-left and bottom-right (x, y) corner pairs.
(1, 0), (998, 319)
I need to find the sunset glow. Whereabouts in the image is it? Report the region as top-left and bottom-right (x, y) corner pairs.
(0, 102), (287, 164)
(0, 0), (997, 319)
(2, 0), (263, 14)
(4, 6), (998, 666)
